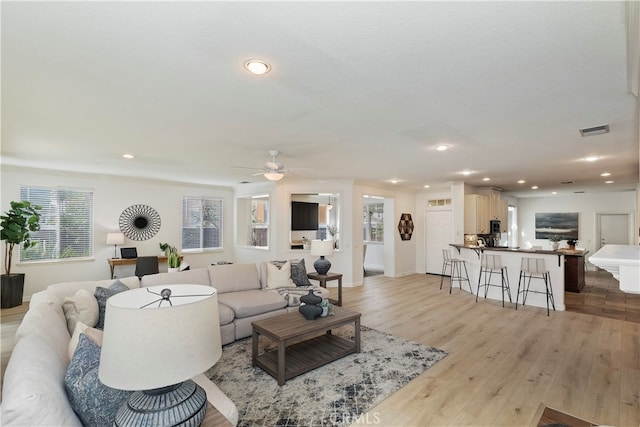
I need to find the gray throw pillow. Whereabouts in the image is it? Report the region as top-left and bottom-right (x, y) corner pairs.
(271, 259), (312, 286)
(290, 259), (312, 287)
(64, 334), (131, 427)
(94, 280), (129, 329)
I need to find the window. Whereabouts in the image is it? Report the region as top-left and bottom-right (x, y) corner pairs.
(182, 196), (222, 251)
(19, 186), (94, 262)
(363, 200), (384, 243)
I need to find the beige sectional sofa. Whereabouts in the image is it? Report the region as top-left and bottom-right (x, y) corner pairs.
(1, 261), (328, 426)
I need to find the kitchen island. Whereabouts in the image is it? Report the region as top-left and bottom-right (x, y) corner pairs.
(448, 244), (588, 311)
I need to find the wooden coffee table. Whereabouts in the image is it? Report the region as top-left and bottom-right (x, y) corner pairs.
(251, 307), (361, 385)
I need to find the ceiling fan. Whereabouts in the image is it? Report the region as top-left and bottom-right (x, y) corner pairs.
(252, 150), (288, 181)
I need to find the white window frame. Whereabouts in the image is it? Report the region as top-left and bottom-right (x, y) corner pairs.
(181, 196), (223, 252)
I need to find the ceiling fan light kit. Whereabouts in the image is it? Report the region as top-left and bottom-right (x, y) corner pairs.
(264, 172), (284, 181)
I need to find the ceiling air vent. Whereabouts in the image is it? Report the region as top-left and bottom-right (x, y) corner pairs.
(579, 124), (609, 137)
(560, 181), (574, 185)
(574, 191), (585, 194)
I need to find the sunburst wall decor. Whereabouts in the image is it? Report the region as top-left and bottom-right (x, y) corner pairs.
(119, 204), (161, 241)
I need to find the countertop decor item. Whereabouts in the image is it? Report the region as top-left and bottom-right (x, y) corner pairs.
(99, 284), (221, 426)
(118, 204), (161, 241)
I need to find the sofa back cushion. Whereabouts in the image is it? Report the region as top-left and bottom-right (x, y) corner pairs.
(140, 268), (211, 288)
(208, 263), (261, 294)
(46, 277), (140, 302)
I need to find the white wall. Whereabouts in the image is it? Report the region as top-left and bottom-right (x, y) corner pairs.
(1, 166), (234, 297)
(517, 191), (637, 262)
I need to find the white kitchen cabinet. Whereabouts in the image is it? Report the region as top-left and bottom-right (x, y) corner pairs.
(500, 199), (508, 232)
(464, 194), (489, 234)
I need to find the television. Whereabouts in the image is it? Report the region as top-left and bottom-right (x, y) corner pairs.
(291, 201), (319, 231)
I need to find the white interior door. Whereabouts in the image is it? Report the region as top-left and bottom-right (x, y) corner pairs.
(597, 213), (631, 250)
(426, 210), (452, 275)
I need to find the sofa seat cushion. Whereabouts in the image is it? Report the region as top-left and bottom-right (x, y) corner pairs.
(218, 303), (235, 326)
(208, 263), (261, 293)
(140, 268), (211, 288)
(217, 290), (287, 318)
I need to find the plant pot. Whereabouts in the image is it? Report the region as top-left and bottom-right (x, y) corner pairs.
(1, 273), (25, 308)
(551, 242), (559, 250)
(168, 267), (180, 273)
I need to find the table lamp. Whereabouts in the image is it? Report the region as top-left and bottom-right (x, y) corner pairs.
(106, 232), (125, 258)
(311, 239), (334, 275)
(99, 284), (222, 426)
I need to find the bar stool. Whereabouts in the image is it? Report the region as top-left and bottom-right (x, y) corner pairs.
(440, 249), (473, 294)
(515, 257), (555, 316)
(476, 254), (512, 307)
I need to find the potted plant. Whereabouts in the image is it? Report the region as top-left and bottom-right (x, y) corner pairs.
(167, 247), (181, 272)
(159, 242), (170, 256)
(566, 239), (578, 250)
(1, 201), (42, 308)
(549, 235), (562, 251)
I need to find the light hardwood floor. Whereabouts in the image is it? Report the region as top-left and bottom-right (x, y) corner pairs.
(1, 273), (638, 427)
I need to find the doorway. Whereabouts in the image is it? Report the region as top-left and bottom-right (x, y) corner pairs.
(595, 213), (632, 250)
(425, 209), (453, 275)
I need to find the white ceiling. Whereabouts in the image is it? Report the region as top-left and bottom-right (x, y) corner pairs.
(2, 1), (638, 197)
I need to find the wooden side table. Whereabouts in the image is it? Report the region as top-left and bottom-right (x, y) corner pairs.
(307, 271), (342, 306)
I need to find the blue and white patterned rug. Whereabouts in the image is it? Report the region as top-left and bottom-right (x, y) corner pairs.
(206, 325), (447, 427)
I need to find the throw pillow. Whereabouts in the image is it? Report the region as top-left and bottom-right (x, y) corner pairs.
(266, 261), (295, 289)
(289, 258), (312, 287)
(68, 321), (104, 360)
(64, 334), (131, 427)
(94, 280), (129, 329)
(62, 289), (99, 334)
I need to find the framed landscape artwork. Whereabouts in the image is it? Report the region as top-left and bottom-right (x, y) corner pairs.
(535, 212), (579, 240)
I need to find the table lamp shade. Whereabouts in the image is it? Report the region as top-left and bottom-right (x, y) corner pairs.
(310, 239), (333, 257)
(105, 232), (125, 245)
(99, 284), (222, 391)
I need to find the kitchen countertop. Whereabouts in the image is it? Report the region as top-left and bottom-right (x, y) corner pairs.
(449, 244), (588, 256)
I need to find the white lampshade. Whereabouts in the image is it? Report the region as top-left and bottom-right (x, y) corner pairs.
(105, 232), (125, 245)
(264, 172), (284, 181)
(99, 284), (222, 391)
(310, 239), (334, 257)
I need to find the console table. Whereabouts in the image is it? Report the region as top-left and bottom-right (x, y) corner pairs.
(307, 271), (342, 306)
(107, 256), (182, 279)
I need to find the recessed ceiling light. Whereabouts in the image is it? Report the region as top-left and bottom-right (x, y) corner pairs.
(390, 179), (400, 184)
(605, 180), (614, 184)
(517, 180), (525, 184)
(461, 170), (472, 176)
(584, 156), (600, 162)
(482, 177), (490, 181)
(435, 144), (449, 151)
(531, 186), (539, 190)
(424, 185), (430, 188)
(552, 191), (557, 195)
(244, 59), (271, 75)
(122, 154), (134, 159)
(600, 172), (611, 177)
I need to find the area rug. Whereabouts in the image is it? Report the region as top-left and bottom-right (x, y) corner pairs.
(206, 325), (447, 427)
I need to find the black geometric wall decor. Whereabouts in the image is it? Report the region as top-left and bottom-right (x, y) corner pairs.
(397, 213), (414, 241)
(119, 204), (161, 241)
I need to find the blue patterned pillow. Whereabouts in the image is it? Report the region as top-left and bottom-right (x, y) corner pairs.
(64, 334), (131, 427)
(94, 280), (129, 329)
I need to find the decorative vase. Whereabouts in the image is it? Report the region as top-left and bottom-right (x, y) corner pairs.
(551, 242), (559, 251)
(299, 289), (323, 320)
(300, 289), (322, 306)
(320, 306), (329, 317)
(299, 303), (323, 320)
